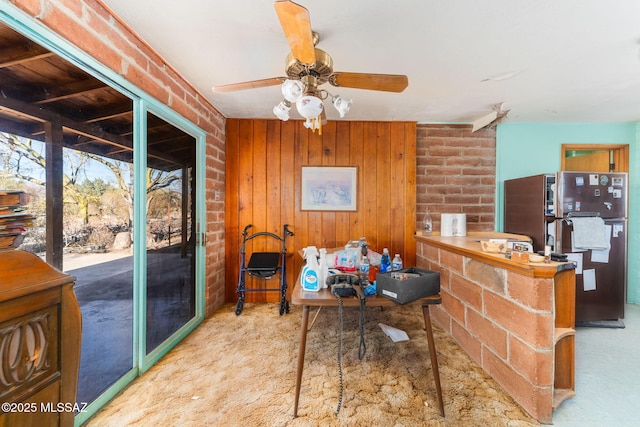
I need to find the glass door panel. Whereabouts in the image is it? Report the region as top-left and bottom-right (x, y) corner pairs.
(63, 134), (136, 403)
(145, 112), (196, 354)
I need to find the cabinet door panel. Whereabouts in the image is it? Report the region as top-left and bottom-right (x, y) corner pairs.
(0, 304), (59, 403)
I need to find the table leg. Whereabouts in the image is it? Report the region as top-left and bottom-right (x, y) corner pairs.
(422, 304), (445, 417)
(294, 305), (310, 417)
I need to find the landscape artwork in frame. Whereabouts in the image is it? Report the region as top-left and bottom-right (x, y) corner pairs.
(301, 166), (357, 211)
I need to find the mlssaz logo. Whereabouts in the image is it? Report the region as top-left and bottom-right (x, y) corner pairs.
(40, 402), (89, 413)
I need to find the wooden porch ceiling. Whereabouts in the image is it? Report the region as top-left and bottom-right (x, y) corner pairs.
(0, 23), (193, 172)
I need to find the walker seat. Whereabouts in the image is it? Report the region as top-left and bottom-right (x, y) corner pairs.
(247, 252), (281, 278)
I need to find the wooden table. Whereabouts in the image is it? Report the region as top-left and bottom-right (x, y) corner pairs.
(291, 284), (445, 417)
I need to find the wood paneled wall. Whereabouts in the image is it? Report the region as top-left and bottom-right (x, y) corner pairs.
(225, 119), (417, 303)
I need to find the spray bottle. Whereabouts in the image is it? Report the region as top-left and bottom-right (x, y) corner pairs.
(301, 246), (320, 291)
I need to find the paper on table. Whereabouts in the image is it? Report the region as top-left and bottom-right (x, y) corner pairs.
(378, 323), (409, 342)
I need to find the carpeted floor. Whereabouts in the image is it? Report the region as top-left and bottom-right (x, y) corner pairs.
(86, 302), (540, 426)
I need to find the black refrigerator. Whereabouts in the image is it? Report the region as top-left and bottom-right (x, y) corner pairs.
(504, 172), (628, 323)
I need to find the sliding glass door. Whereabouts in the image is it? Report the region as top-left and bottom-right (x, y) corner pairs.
(144, 112), (197, 356)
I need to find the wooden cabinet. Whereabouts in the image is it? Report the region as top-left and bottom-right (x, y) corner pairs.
(0, 249), (81, 427)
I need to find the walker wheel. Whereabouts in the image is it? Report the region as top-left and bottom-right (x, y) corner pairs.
(279, 300), (290, 315)
(235, 300), (244, 315)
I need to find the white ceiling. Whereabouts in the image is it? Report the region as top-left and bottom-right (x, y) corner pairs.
(100, 0), (640, 124)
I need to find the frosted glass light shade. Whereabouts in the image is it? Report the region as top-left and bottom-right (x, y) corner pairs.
(296, 95), (323, 119)
(303, 118), (313, 129)
(273, 101), (291, 121)
(281, 79), (304, 102)
(332, 95), (352, 118)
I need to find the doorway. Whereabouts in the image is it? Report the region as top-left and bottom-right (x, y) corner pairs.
(561, 144), (629, 172)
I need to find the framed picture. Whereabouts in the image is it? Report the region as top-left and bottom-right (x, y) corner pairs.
(301, 166), (357, 211)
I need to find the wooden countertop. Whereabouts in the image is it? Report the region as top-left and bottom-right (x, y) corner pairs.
(415, 231), (576, 278)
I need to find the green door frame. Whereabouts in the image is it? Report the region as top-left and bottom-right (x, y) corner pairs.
(138, 103), (207, 372)
(0, 4), (206, 425)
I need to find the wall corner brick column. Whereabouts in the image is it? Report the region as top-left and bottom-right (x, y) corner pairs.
(416, 124), (496, 233)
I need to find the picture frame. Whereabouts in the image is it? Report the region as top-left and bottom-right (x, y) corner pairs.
(301, 166), (357, 211)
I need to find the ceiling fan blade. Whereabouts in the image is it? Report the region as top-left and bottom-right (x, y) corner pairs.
(212, 77), (286, 93)
(329, 72), (409, 92)
(274, 0), (316, 65)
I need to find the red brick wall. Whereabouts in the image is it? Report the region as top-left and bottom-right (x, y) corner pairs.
(416, 124), (496, 232)
(11, 0), (227, 315)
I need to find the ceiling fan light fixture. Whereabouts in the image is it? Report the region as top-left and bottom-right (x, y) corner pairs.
(296, 94), (323, 119)
(281, 79), (305, 102)
(332, 95), (352, 118)
(273, 100), (291, 121)
(303, 118), (314, 129)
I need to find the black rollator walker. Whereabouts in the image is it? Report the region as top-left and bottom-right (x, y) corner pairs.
(235, 224), (294, 315)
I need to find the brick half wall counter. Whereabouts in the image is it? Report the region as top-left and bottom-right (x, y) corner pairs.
(415, 234), (576, 424)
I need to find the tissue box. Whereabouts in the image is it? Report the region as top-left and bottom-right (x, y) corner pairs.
(376, 267), (440, 304)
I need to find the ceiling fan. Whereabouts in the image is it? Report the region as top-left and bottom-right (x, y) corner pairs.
(212, 0), (409, 132)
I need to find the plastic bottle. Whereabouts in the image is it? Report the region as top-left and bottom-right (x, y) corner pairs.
(358, 237), (367, 249)
(318, 248), (329, 288)
(301, 246), (320, 291)
(391, 253), (403, 271)
(424, 209), (433, 233)
(359, 255), (370, 285)
(380, 248), (391, 273)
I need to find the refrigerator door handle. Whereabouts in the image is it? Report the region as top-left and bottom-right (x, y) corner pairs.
(566, 211), (601, 218)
